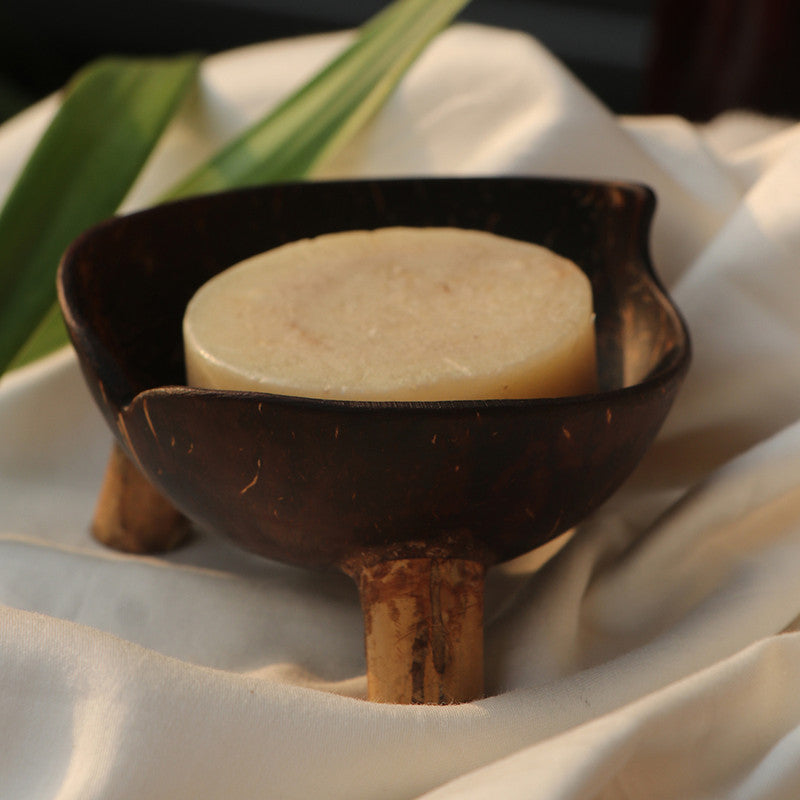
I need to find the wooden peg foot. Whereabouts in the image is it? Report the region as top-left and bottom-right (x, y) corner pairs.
(349, 557), (485, 704)
(92, 441), (190, 553)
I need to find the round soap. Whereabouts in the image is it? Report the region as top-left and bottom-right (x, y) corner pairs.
(183, 227), (597, 401)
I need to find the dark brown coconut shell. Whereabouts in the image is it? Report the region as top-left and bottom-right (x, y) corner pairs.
(58, 177), (690, 570)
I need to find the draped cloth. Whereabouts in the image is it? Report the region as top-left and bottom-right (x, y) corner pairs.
(2, 24), (800, 799)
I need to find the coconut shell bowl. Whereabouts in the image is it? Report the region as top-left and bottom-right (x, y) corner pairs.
(57, 177), (690, 704)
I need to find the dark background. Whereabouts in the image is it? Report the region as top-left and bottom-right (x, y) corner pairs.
(0, 0), (798, 125)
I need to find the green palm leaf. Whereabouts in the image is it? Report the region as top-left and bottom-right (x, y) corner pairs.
(0, 56), (199, 373)
(166, 0), (470, 198)
(0, 0), (471, 376)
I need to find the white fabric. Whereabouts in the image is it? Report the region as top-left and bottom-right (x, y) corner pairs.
(2, 23), (800, 799)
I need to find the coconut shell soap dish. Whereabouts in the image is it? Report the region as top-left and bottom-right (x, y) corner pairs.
(58, 177), (690, 704)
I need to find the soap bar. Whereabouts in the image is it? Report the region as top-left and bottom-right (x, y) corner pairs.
(183, 227), (596, 401)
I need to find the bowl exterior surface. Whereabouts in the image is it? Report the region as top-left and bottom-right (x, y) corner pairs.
(58, 178), (690, 567)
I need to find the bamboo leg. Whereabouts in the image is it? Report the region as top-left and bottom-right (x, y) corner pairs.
(349, 557), (485, 704)
(91, 441), (190, 553)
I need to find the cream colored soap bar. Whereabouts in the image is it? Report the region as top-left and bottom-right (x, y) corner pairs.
(183, 227), (596, 401)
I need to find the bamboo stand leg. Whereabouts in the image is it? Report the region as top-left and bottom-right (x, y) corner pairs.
(349, 558), (485, 704)
(91, 441), (190, 553)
